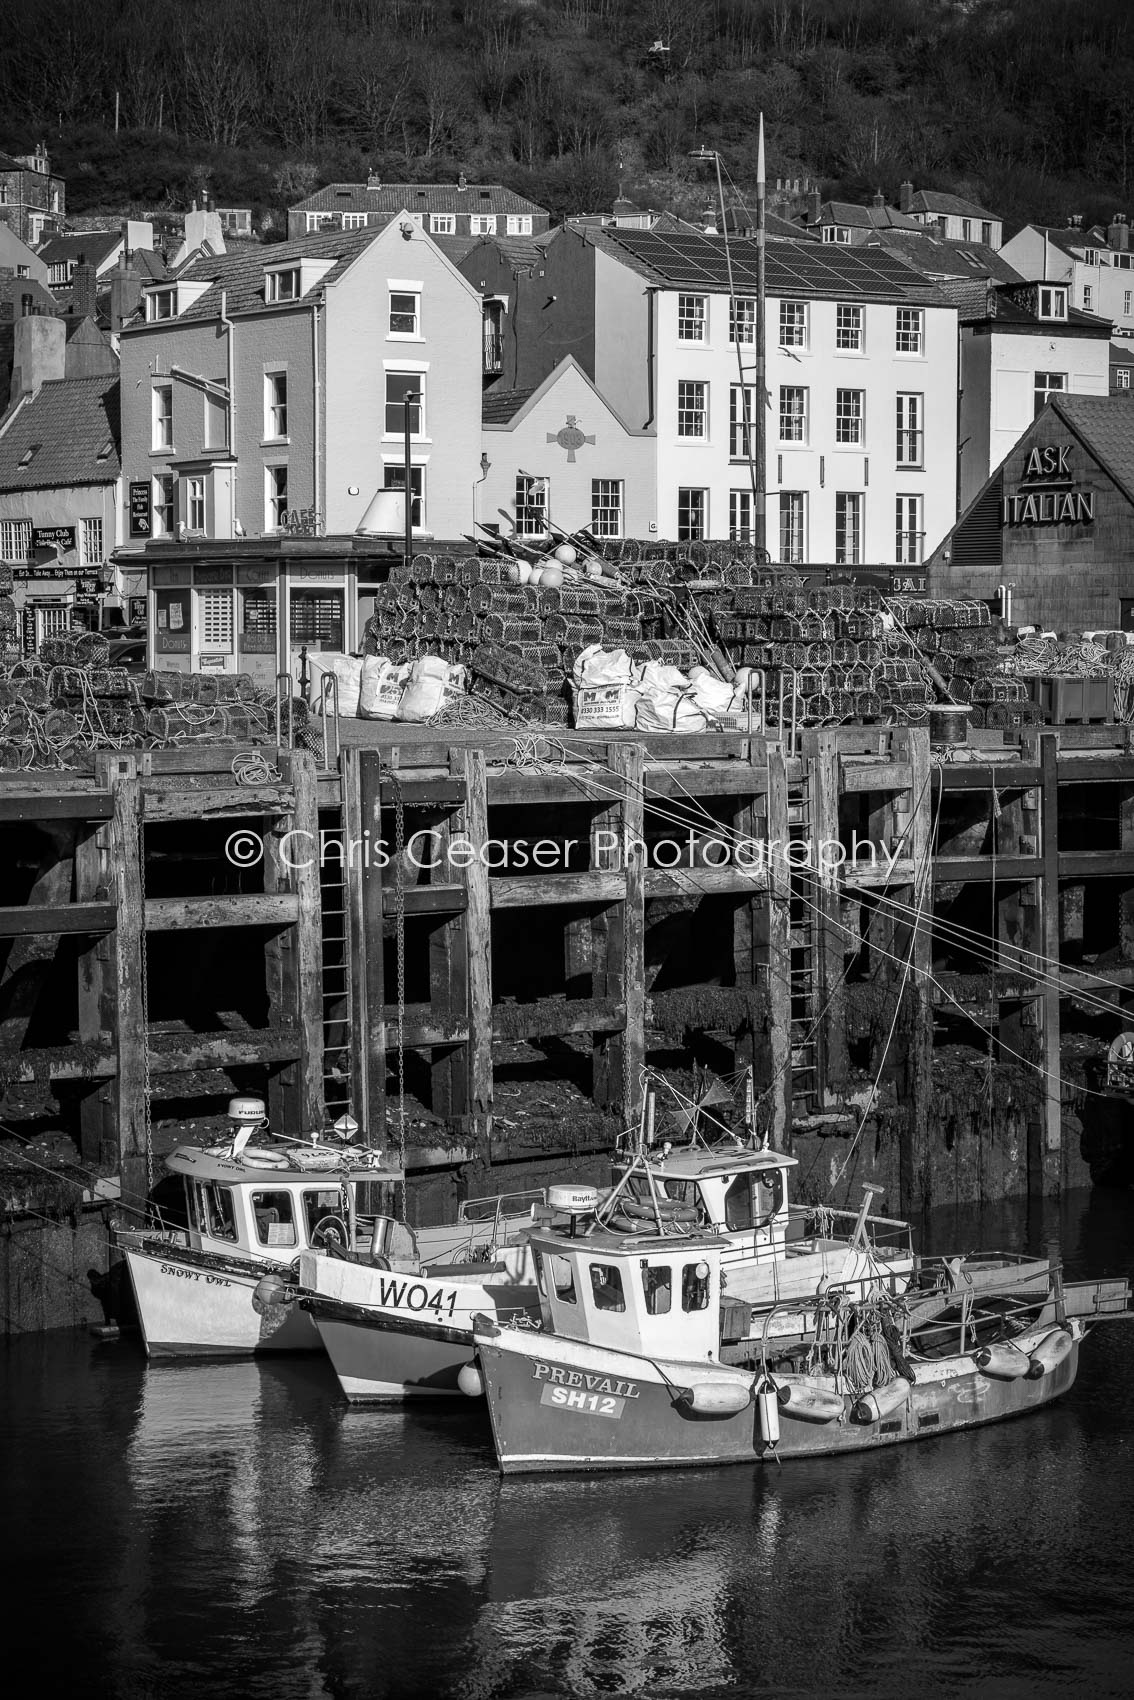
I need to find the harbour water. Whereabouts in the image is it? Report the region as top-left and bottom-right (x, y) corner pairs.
(4, 1187), (1134, 1700)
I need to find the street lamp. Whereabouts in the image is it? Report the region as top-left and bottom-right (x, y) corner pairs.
(689, 119), (767, 560)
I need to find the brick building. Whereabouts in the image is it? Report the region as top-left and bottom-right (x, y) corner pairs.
(0, 144), (65, 247)
(288, 177), (550, 242)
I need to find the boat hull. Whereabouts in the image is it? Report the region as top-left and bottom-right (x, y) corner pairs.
(122, 1246), (320, 1359)
(475, 1323), (1082, 1475)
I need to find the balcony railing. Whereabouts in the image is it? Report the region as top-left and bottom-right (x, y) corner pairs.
(483, 332), (503, 373)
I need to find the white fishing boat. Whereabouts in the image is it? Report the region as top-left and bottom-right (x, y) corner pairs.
(117, 1097), (540, 1359)
(469, 1193), (1133, 1474)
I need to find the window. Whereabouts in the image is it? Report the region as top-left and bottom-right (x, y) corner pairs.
(79, 518), (103, 567)
(1038, 285), (1067, 320)
(153, 473), (174, 538)
(779, 301), (808, 348)
(385, 373), (423, 436)
(241, 587), (277, 651)
(779, 385), (808, 443)
(643, 1265), (672, 1315)
(589, 1264), (626, 1312)
(198, 587), (233, 648)
(290, 589), (343, 649)
(591, 478), (623, 538)
(678, 294), (707, 341)
(779, 491), (806, 563)
(469, 214), (496, 235)
(383, 464), (424, 528)
(265, 267), (300, 303)
(302, 1189), (347, 1243)
(146, 289), (175, 321)
(895, 308), (924, 354)
(506, 214), (532, 235)
(723, 1175), (755, 1231)
(1034, 371), (1066, 416)
(822, 226), (850, 244)
(265, 371), (287, 439)
(1084, 285), (1094, 312)
(193, 1181), (237, 1241)
(895, 494), (924, 564)
(729, 489), (753, 543)
(981, 222), (993, 245)
(186, 476), (206, 532)
(835, 493), (863, 566)
(896, 393), (923, 465)
(677, 488), (707, 541)
(341, 212), (367, 229)
(1119, 368), (1132, 390)
(305, 213), (332, 232)
(48, 261), (70, 287)
(515, 474), (547, 537)
(961, 218), (973, 241)
(1125, 291), (1132, 316)
(152, 383), (172, 451)
(16, 265), (29, 278)
(730, 297), (756, 343)
(266, 466), (288, 531)
(0, 519), (32, 563)
(730, 384), (755, 458)
(1084, 249), (1099, 266)
(836, 304), (863, 350)
(251, 1191), (296, 1249)
(204, 392), (227, 451)
(835, 388), (864, 445)
(389, 290), (419, 336)
(431, 213), (455, 234)
(546, 1253), (576, 1303)
(681, 1261), (709, 1312)
(677, 379), (707, 438)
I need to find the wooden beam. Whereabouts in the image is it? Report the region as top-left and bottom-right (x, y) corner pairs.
(140, 785), (295, 822)
(74, 801), (114, 1168)
(813, 730), (848, 1100)
(110, 760), (148, 1207)
(765, 743), (792, 1151)
(459, 747), (494, 1139)
(839, 761), (913, 794)
(281, 748), (326, 1135)
(348, 750), (387, 1144)
(0, 793), (114, 822)
(1040, 733), (1062, 1175)
(429, 764), (467, 1124)
(617, 742), (646, 1129)
(491, 871), (625, 908)
(0, 902), (115, 937)
(143, 894), (300, 930)
(382, 883), (467, 916)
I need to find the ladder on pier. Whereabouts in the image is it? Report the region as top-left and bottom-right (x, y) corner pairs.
(786, 770), (822, 1115)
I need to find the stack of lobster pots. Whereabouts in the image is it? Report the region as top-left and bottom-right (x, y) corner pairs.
(888, 597), (1039, 731)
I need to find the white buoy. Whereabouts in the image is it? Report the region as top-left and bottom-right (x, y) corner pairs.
(757, 1385), (781, 1444)
(528, 566), (544, 587)
(851, 1376), (912, 1425)
(973, 1342), (1030, 1380)
(679, 1382), (752, 1416)
(554, 543), (577, 565)
(1026, 1328), (1075, 1379)
(776, 1382), (845, 1423)
(457, 1362), (484, 1398)
(539, 563), (564, 589)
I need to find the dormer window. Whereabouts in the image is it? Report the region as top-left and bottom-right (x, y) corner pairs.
(1038, 285), (1067, 320)
(1084, 249), (1100, 266)
(48, 261), (71, 287)
(146, 289), (176, 321)
(822, 226), (850, 244)
(265, 267), (300, 303)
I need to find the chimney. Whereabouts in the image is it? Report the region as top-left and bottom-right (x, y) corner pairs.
(72, 260), (97, 321)
(9, 309), (65, 406)
(458, 172), (468, 192)
(807, 187), (821, 227)
(872, 190), (885, 210)
(110, 261), (142, 334)
(899, 180), (913, 214)
(1109, 212), (1129, 252)
(1068, 214), (1083, 229)
(366, 169), (381, 190)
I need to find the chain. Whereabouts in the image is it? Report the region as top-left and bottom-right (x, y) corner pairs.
(390, 764), (408, 1221)
(137, 802), (154, 1198)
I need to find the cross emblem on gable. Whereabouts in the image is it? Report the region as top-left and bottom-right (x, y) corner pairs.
(547, 415), (596, 462)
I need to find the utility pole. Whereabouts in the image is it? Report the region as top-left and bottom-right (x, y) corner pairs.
(755, 113), (767, 560)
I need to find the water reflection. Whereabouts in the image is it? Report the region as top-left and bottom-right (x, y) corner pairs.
(3, 1188), (1133, 1700)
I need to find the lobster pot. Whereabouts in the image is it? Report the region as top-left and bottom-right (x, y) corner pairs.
(70, 632), (111, 667)
(90, 667), (131, 698)
(856, 690), (882, 719)
(216, 706), (254, 739)
(16, 679), (49, 710)
(485, 588), (532, 615)
(47, 666), (87, 700)
(43, 708), (79, 744)
(0, 741), (24, 770)
(556, 588), (604, 616)
(483, 614), (543, 644)
(193, 674), (221, 707)
(515, 644), (563, 670)
(601, 618), (643, 645)
(146, 707), (175, 740)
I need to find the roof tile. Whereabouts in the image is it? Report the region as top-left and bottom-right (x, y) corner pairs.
(0, 375), (120, 492)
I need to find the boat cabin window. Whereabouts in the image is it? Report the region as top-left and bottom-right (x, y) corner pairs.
(547, 1253), (577, 1304)
(302, 1188), (346, 1241)
(682, 1261), (710, 1312)
(251, 1190), (297, 1248)
(589, 1263), (626, 1312)
(724, 1169), (784, 1230)
(192, 1181), (237, 1241)
(642, 1263), (672, 1315)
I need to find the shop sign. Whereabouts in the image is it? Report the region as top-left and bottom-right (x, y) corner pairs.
(1000, 445), (1095, 527)
(129, 481), (152, 538)
(281, 507), (324, 537)
(32, 525), (76, 552)
(198, 654), (226, 672)
(889, 573), (929, 593)
(128, 596), (148, 626)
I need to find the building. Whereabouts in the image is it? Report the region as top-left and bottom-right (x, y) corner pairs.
(216, 208), (253, 239)
(898, 183), (1003, 250)
(1000, 216), (1134, 333)
(0, 357), (122, 647)
(116, 219), (483, 681)
(287, 176), (550, 242)
(0, 224), (47, 287)
(813, 194), (923, 246)
(38, 230), (127, 292)
(930, 394), (1134, 631)
(0, 144), (65, 247)
(1110, 340), (1134, 393)
(520, 226), (957, 564)
(942, 277), (1112, 510)
(480, 356), (656, 541)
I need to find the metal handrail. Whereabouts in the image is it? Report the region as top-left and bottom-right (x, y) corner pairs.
(318, 669), (340, 769)
(274, 671), (294, 749)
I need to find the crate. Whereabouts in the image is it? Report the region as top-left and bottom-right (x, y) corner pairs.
(1030, 676), (1115, 725)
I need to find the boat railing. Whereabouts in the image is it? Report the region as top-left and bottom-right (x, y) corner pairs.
(788, 1202), (913, 1259)
(458, 1188), (547, 1235)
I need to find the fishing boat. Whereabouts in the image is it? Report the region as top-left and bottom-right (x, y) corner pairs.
(117, 1096), (542, 1359)
(469, 1192), (1133, 1474)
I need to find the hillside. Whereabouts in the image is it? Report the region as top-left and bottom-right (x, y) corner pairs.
(2, 0), (1132, 235)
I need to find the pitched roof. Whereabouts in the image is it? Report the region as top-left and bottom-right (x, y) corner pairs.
(435, 232), (545, 271)
(37, 232), (122, 270)
(863, 230), (1021, 284)
(482, 384), (539, 424)
(0, 153), (23, 172)
(0, 376), (120, 492)
(1050, 395), (1134, 503)
(590, 227), (945, 303)
(909, 190), (998, 222)
(146, 227), (382, 323)
(935, 276), (1109, 330)
(292, 181), (548, 218)
(822, 201), (922, 232)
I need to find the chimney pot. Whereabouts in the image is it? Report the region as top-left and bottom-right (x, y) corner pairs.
(899, 179), (913, 214)
(872, 190), (885, 210)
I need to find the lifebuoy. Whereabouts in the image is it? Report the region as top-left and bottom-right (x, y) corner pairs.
(618, 1196), (697, 1225)
(241, 1147), (290, 1170)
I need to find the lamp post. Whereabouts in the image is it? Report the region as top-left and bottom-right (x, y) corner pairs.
(689, 118), (767, 560)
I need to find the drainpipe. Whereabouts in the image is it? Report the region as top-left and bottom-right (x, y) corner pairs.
(218, 287), (236, 534)
(312, 297), (322, 529)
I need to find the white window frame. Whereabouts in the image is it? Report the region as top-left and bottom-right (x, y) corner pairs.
(835, 388), (864, 445)
(264, 371), (288, 441)
(896, 393), (923, 466)
(729, 488), (753, 543)
(152, 473), (174, 538)
(677, 488), (707, 542)
(506, 214), (532, 235)
(779, 491), (806, 563)
(204, 391), (228, 452)
(895, 308), (924, 355)
(590, 478), (623, 538)
(836, 304), (863, 351)
(469, 214), (497, 235)
(341, 212), (367, 229)
(778, 385), (808, 444)
(678, 295), (707, 342)
(186, 475), (206, 533)
(730, 298), (755, 343)
(388, 289), (420, 338)
(305, 212), (332, 232)
(677, 380), (708, 439)
(265, 267), (301, 303)
(1083, 285), (1094, 312)
(895, 494), (924, 564)
(266, 466), (288, 532)
(146, 289), (176, 321)
(822, 226), (851, 244)
(779, 301), (808, 349)
(515, 474), (548, 538)
(0, 519), (32, 563)
(1125, 291), (1132, 316)
(79, 517), (104, 567)
(1034, 371), (1066, 415)
(383, 463), (425, 528)
(152, 383), (173, 452)
(431, 213), (456, 234)
(385, 372), (424, 438)
(1118, 368), (1132, 390)
(197, 586), (233, 651)
(1038, 285), (1067, 321)
(835, 492), (862, 566)
(730, 384), (756, 458)
(1084, 249), (1100, 266)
